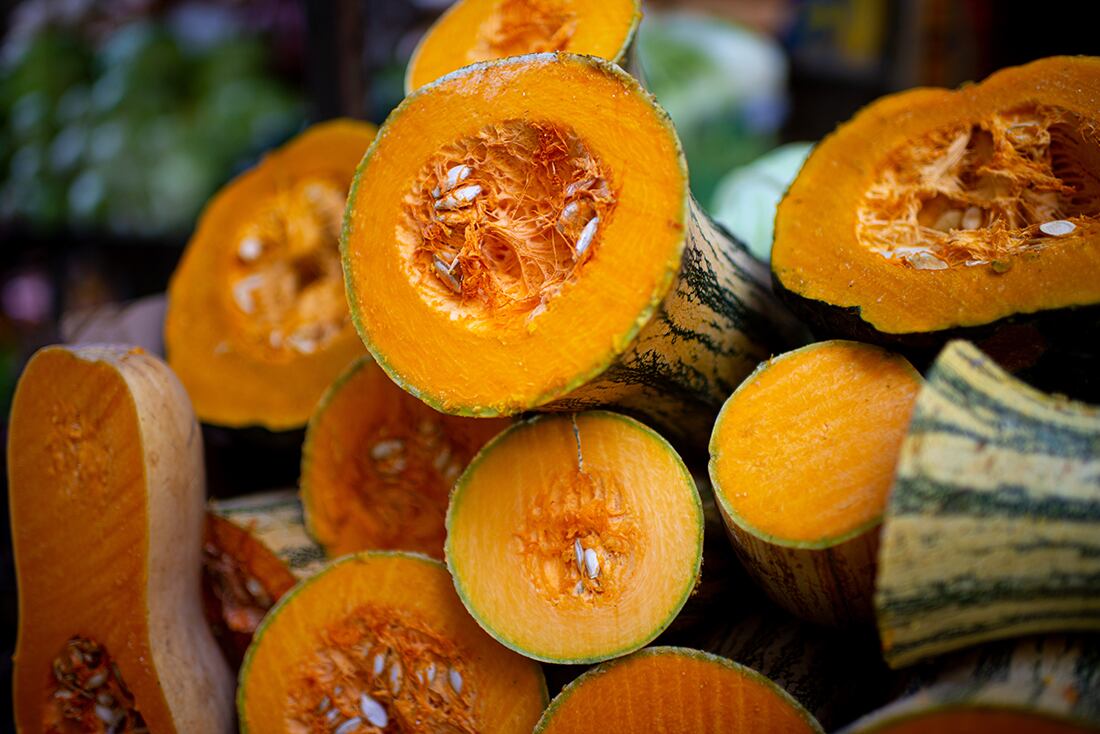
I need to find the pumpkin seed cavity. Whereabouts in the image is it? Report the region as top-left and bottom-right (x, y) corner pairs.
(202, 539), (275, 638)
(858, 105), (1100, 269)
(226, 177), (350, 360)
(289, 606), (476, 733)
(49, 637), (147, 733)
(467, 0), (578, 64)
(403, 119), (616, 326)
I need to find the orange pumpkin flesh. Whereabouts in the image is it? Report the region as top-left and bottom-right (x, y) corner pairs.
(773, 56), (1100, 345)
(446, 411), (703, 663)
(858, 709), (1095, 734)
(8, 346), (234, 733)
(166, 119), (376, 430)
(406, 0), (641, 92)
(709, 340), (921, 625)
(534, 647), (823, 734)
(301, 356), (509, 559)
(238, 551), (547, 733)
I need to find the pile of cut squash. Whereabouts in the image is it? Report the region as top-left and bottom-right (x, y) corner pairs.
(8, 1), (1100, 732)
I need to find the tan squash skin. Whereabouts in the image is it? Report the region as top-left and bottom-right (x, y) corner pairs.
(9, 345), (234, 733)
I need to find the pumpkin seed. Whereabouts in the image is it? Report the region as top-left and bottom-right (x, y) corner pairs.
(961, 206), (983, 230)
(434, 184), (482, 210)
(575, 216), (599, 255)
(360, 693), (388, 728)
(84, 670), (108, 689)
(584, 548), (600, 578)
(433, 257), (463, 293)
(1039, 219), (1076, 236)
(389, 662), (402, 694)
(907, 252), (948, 271)
(371, 440), (404, 461)
(334, 716), (363, 734)
(232, 275), (264, 314)
(372, 653), (385, 677)
(574, 538), (584, 574)
(238, 236), (263, 262)
(445, 164), (472, 190)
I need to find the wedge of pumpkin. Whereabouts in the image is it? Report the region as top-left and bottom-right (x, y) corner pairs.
(446, 411), (703, 663)
(344, 53), (801, 448)
(301, 356), (509, 559)
(166, 119), (376, 430)
(238, 551), (547, 733)
(8, 345), (234, 733)
(406, 0), (641, 92)
(773, 56), (1100, 360)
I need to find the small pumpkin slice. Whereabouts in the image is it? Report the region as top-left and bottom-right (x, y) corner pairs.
(301, 356), (509, 559)
(345, 53), (801, 448)
(534, 646), (824, 734)
(446, 411), (703, 663)
(9, 345), (234, 733)
(772, 56), (1100, 357)
(238, 551), (547, 733)
(406, 0), (641, 92)
(203, 489), (325, 669)
(709, 340), (922, 626)
(166, 119), (376, 430)
(876, 341), (1100, 668)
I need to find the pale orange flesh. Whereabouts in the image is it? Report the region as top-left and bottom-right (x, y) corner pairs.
(537, 649), (819, 734)
(711, 341), (921, 544)
(302, 358), (509, 558)
(872, 709), (1096, 734)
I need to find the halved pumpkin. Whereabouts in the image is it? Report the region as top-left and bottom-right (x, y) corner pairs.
(709, 340), (921, 626)
(534, 646), (824, 734)
(9, 345), (234, 733)
(773, 56), (1100, 355)
(166, 119), (376, 430)
(344, 53), (800, 447)
(446, 411), (703, 664)
(301, 355), (508, 559)
(238, 551), (547, 733)
(405, 0), (641, 92)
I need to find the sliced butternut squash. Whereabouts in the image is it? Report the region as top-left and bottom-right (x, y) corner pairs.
(446, 411), (703, 663)
(301, 356), (508, 559)
(9, 345), (234, 733)
(238, 551), (547, 733)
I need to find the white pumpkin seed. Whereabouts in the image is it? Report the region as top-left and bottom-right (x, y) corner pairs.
(907, 252), (948, 271)
(372, 653), (385, 677)
(584, 548), (600, 578)
(360, 693), (388, 728)
(326, 708), (340, 723)
(426, 662), (436, 683)
(449, 667), (463, 694)
(434, 184), (482, 210)
(245, 577), (265, 599)
(433, 257), (463, 293)
(445, 164), (472, 190)
(237, 236), (263, 262)
(431, 186), (441, 199)
(334, 716), (362, 734)
(574, 539), (584, 574)
(389, 662), (402, 694)
(232, 275), (264, 314)
(371, 440), (404, 461)
(575, 216), (599, 255)
(95, 704), (116, 724)
(85, 670), (108, 689)
(961, 206), (983, 230)
(574, 580), (584, 595)
(1039, 219), (1076, 237)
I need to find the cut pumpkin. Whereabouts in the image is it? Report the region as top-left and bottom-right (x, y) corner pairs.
(876, 340), (1100, 668)
(203, 489), (324, 669)
(301, 356), (509, 559)
(405, 0), (641, 92)
(772, 56), (1100, 356)
(166, 119), (376, 430)
(238, 551), (547, 733)
(709, 340), (921, 626)
(446, 411), (703, 663)
(533, 646), (824, 734)
(344, 53), (801, 448)
(8, 345), (234, 733)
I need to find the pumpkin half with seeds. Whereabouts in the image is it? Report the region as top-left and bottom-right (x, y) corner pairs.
(301, 356), (509, 559)
(344, 53), (801, 447)
(446, 411), (703, 664)
(166, 119), (376, 430)
(238, 551), (547, 733)
(772, 56), (1100, 355)
(405, 0), (641, 92)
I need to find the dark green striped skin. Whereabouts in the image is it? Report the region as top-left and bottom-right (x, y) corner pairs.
(875, 341), (1100, 668)
(547, 203), (806, 450)
(209, 489), (326, 579)
(839, 636), (1100, 732)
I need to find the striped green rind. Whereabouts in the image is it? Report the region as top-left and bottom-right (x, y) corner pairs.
(875, 340), (1100, 668)
(445, 411), (704, 665)
(209, 488), (326, 579)
(532, 646), (824, 734)
(838, 636), (1100, 732)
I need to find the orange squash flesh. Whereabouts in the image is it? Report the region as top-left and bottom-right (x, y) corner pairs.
(709, 340), (921, 626)
(534, 647), (824, 734)
(446, 411), (703, 663)
(773, 56), (1100, 343)
(166, 119), (376, 430)
(238, 551), (547, 733)
(301, 356), (509, 559)
(406, 0), (641, 92)
(858, 709), (1095, 734)
(8, 345), (234, 733)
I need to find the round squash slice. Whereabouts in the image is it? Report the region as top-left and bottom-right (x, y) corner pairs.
(709, 340), (922, 627)
(203, 489), (324, 669)
(446, 411), (703, 663)
(534, 646), (824, 734)
(238, 551), (547, 733)
(405, 0), (641, 92)
(166, 119), (376, 430)
(773, 56), (1100, 357)
(9, 345), (234, 733)
(344, 53), (801, 448)
(301, 356), (509, 559)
